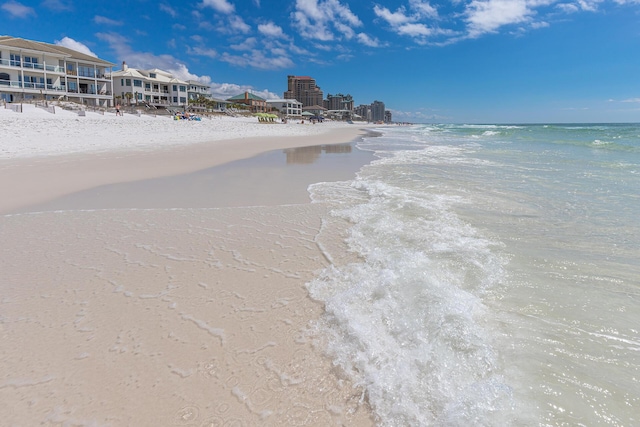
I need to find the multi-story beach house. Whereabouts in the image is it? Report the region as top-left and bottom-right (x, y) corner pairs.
(266, 98), (302, 117)
(187, 80), (212, 103)
(0, 36), (114, 107)
(284, 75), (323, 108)
(111, 62), (195, 109)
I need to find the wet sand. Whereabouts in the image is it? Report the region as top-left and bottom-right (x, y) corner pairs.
(0, 131), (378, 425)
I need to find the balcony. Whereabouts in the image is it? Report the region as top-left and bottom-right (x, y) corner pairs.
(0, 58), (21, 67)
(23, 62), (45, 70)
(0, 59), (66, 73)
(46, 64), (65, 73)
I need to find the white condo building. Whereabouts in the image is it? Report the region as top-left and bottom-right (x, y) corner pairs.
(266, 98), (303, 117)
(111, 62), (211, 109)
(0, 36), (114, 107)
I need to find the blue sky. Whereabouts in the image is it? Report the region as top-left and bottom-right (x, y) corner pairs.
(2, 0), (640, 123)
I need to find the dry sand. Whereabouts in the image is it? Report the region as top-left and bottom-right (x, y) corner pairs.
(0, 110), (378, 426)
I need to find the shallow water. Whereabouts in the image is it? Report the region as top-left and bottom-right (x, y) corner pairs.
(308, 123), (640, 426)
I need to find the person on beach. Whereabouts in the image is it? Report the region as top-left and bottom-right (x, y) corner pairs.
(116, 104), (121, 116)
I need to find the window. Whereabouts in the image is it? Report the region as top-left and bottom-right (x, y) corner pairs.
(137, 92), (143, 100)
(133, 79), (142, 87)
(180, 97), (186, 103)
(149, 73), (156, 78)
(121, 79), (124, 86)
(145, 83), (150, 90)
(179, 86), (186, 92)
(172, 85), (177, 91)
(173, 96), (178, 103)
(23, 56), (38, 68)
(10, 54), (21, 66)
(125, 79), (131, 86)
(77, 65), (95, 78)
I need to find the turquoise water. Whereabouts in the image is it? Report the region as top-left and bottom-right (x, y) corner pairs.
(308, 123), (640, 426)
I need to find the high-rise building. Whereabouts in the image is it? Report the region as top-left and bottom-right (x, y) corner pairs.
(371, 100), (386, 122)
(324, 93), (354, 111)
(354, 104), (371, 121)
(284, 75), (323, 107)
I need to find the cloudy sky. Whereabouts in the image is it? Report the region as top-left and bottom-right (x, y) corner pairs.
(2, 0), (640, 122)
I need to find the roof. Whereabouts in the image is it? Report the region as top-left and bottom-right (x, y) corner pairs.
(111, 68), (147, 79)
(227, 92), (266, 101)
(303, 105), (327, 111)
(266, 98), (303, 105)
(0, 36), (114, 66)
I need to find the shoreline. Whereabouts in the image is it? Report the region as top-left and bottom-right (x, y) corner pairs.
(0, 125), (372, 214)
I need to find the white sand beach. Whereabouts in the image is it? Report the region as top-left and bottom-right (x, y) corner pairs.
(0, 104), (376, 425)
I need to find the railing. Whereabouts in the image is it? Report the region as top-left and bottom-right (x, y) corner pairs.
(46, 65), (65, 73)
(0, 79), (110, 95)
(0, 59), (66, 73)
(22, 62), (45, 70)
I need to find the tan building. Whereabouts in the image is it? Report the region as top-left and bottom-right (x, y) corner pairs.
(0, 36), (114, 107)
(283, 75), (323, 108)
(227, 91), (267, 113)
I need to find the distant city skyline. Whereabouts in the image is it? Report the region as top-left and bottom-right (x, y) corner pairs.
(2, 0), (639, 123)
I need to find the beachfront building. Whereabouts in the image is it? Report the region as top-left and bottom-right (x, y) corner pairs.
(187, 80), (212, 103)
(266, 98), (302, 117)
(111, 63), (199, 109)
(371, 100), (386, 123)
(302, 105), (327, 117)
(354, 104), (371, 122)
(385, 110), (393, 123)
(324, 93), (354, 111)
(227, 91), (267, 113)
(0, 36), (114, 107)
(284, 75), (323, 108)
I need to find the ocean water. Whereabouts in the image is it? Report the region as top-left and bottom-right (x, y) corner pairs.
(307, 124), (640, 426)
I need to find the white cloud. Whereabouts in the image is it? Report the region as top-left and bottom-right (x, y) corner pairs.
(187, 46), (218, 58)
(199, 0), (234, 14)
(94, 15), (124, 26)
(41, 0), (73, 11)
(159, 3), (177, 18)
(465, 0), (532, 38)
(258, 22), (286, 39)
(397, 22), (432, 37)
(531, 20), (550, 28)
(230, 37), (258, 51)
(373, 2), (440, 43)
(228, 15), (251, 33)
(409, 0), (439, 18)
(292, 0), (362, 41)
(1, 0), (35, 18)
(55, 37), (98, 57)
(357, 33), (382, 47)
(221, 49), (294, 70)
